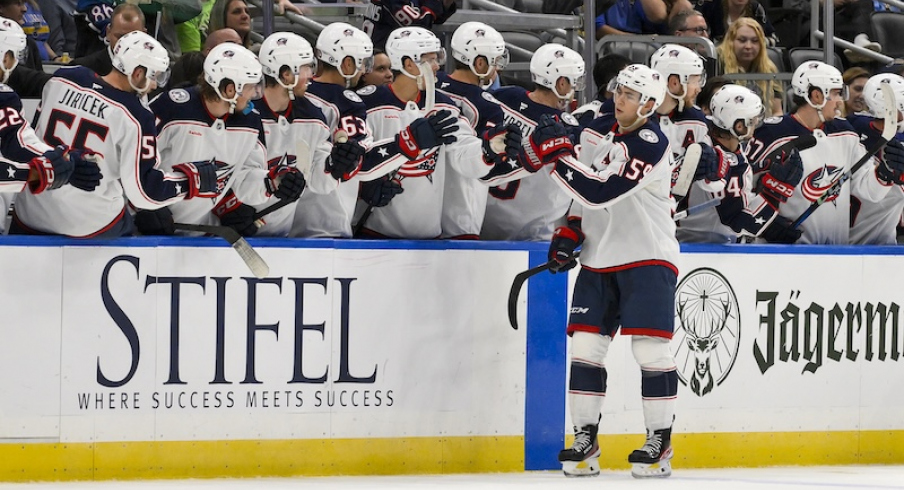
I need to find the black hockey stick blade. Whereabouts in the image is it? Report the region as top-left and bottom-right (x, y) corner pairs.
(507, 251), (581, 330)
(173, 223), (269, 278)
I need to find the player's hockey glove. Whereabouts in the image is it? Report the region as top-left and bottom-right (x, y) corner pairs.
(265, 164), (306, 201)
(548, 220), (584, 274)
(481, 124), (522, 168)
(27, 146), (73, 194)
(694, 144), (730, 183)
(522, 114), (574, 172)
(755, 148), (803, 208)
(359, 175), (403, 207)
(396, 109), (458, 159)
(213, 193), (259, 237)
(759, 215), (802, 244)
(134, 208), (175, 236)
(327, 140), (365, 181)
(173, 159), (220, 199)
(66, 149), (103, 191)
(877, 140), (904, 185)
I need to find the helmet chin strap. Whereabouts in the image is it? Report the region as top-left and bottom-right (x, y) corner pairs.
(128, 70), (152, 96)
(278, 75), (299, 100)
(671, 84), (688, 112)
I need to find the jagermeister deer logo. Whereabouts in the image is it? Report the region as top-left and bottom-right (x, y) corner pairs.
(673, 268), (741, 396)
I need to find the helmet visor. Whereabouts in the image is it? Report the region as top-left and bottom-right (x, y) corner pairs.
(491, 49), (510, 70)
(148, 66), (171, 87)
(572, 73), (586, 92)
(828, 86), (849, 101)
(360, 55), (375, 74)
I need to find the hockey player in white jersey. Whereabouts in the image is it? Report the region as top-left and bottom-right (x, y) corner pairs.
(539, 65), (680, 479)
(480, 43), (585, 241)
(256, 32), (355, 237)
(0, 17), (101, 232)
(301, 22), (386, 238)
(145, 43), (306, 236)
(354, 27), (488, 239)
(648, 44), (730, 215)
(437, 22), (520, 239)
(746, 61), (900, 244)
(849, 74), (904, 244)
(13, 31), (214, 238)
(679, 84), (804, 243)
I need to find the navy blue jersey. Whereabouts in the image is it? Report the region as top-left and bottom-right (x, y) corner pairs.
(0, 84), (52, 193)
(361, 0), (456, 50)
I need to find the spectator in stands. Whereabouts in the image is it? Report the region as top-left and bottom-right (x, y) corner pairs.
(357, 49), (392, 88)
(573, 52), (629, 124)
(694, 0), (778, 46)
(362, 0), (458, 51)
(72, 0), (111, 58)
(22, 0), (53, 61)
(696, 75), (731, 115)
(208, 0), (253, 50)
(67, 3), (144, 76)
(0, 0), (41, 69)
(36, 0), (75, 62)
(595, 0), (672, 36)
(168, 27), (242, 88)
(823, 0), (874, 53)
(717, 18), (782, 115)
(669, 8), (710, 42)
(177, 0), (213, 53)
(842, 67), (871, 116)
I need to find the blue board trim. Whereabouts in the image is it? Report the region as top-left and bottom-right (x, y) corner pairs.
(524, 250), (568, 470)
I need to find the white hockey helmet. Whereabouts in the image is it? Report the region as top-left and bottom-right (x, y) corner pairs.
(607, 64), (667, 118)
(204, 43), (263, 113)
(451, 22), (509, 81)
(791, 61), (848, 110)
(110, 31), (171, 94)
(315, 22), (374, 84)
(260, 32), (316, 98)
(0, 16), (26, 83)
(386, 26), (446, 80)
(863, 73), (904, 132)
(530, 43), (585, 100)
(650, 43), (706, 104)
(709, 84), (765, 141)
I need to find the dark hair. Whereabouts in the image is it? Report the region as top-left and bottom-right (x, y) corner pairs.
(696, 75), (732, 112)
(593, 53), (631, 93)
(668, 9), (704, 35)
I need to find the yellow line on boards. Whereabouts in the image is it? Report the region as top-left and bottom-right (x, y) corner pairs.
(0, 431), (903, 482)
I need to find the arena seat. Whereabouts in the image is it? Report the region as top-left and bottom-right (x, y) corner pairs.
(787, 47), (843, 72)
(872, 11), (904, 59)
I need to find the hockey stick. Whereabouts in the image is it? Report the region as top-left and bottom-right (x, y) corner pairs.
(673, 196), (721, 221)
(353, 65), (437, 236)
(791, 83), (896, 229)
(672, 143), (702, 199)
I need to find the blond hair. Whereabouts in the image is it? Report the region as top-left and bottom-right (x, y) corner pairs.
(717, 18), (778, 110)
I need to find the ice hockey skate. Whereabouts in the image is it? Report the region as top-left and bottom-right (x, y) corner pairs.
(558, 424), (601, 477)
(628, 427), (673, 478)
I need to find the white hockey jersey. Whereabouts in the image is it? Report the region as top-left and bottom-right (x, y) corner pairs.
(150, 87), (271, 229)
(480, 87), (581, 241)
(0, 85), (52, 193)
(848, 114), (904, 245)
(257, 93), (333, 237)
(436, 72), (505, 239)
(356, 83), (488, 239)
(301, 81), (378, 238)
(552, 117), (679, 271)
(15, 67), (190, 237)
(747, 116), (891, 244)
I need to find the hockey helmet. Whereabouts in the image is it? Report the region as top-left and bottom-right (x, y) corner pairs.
(791, 61), (848, 110)
(204, 43), (263, 113)
(260, 32), (316, 98)
(530, 43), (585, 100)
(863, 73), (904, 132)
(451, 22), (509, 81)
(386, 26), (446, 80)
(709, 84), (765, 141)
(650, 44), (706, 103)
(0, 16), (25, 83)
(607, 64), (667, 118)
(315, 22), (374, 83)
(110, 31), (170, 94)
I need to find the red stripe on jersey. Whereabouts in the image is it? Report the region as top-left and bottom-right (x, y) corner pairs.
(581, 259), (678, 276)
